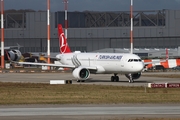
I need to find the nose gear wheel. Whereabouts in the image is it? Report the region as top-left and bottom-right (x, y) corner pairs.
(128, 74), (134, 83)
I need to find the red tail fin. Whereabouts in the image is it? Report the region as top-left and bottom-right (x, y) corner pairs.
(58, 24), (71, 54)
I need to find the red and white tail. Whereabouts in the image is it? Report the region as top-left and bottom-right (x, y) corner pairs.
(166, 48), (169, 60)
(58, 24), (71, 54)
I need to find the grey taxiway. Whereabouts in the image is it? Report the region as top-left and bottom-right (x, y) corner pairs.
(0, 72), (179, 86)
(0, 104), (180, 119)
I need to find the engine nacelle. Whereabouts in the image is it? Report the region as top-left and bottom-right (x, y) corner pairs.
(72, 67), (90, 80)
(125, 73), (141, 80)
(5, 50), (22, 61)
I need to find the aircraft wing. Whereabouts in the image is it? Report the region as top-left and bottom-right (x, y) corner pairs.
(18, 62), (76, 68)
(3, 47), (12, 50)
(17, 62), (97, 70)
(1, 43), (22, 50)
(3, 47), (19, 50)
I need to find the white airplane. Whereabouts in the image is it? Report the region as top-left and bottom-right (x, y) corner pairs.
(1, 43), (22, 61)
(17, 24), (167, 83)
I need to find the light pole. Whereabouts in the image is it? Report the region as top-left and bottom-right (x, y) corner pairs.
(1, 0), (4, 69)
(130, 0), (133, 54)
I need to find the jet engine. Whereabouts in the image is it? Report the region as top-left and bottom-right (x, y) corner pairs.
(125, 72), (141, 80)
(72, 67), (90, 80)
(5, 50), (22, 61)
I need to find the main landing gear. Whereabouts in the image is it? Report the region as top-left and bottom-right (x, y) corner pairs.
(111, 73), (135, 83)
(111, 74), (119, 82)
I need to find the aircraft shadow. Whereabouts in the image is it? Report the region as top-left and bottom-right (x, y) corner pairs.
(72, 79), (149, 83)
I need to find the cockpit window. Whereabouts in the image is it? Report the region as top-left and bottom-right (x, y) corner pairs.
(134, 59), (138, 62)
(128, 59), (133, 62)
(128, 59), (142, 62)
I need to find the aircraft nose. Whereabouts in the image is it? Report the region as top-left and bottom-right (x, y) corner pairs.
(133, 62), (144, 72)
(139, 62), (144, 71)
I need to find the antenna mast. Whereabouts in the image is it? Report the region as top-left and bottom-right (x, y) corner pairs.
(63, 0), (68, 39)
(1, 0), (4, 69)
(130, 0), (133, 54)
(47, 0), (51, 70)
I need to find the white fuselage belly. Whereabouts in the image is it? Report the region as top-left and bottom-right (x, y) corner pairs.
(57, 53), (144, 74)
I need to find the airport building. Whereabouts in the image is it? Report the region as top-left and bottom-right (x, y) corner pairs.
(2, 9), (180, 58)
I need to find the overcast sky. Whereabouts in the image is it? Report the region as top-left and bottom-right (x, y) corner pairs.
(4, 0), (180, 12)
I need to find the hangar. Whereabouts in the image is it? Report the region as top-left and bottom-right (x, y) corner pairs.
(2, 9), (180, 58)
(93, 47), (180, 59)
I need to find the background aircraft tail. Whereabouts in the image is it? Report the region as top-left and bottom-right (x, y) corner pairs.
(166, 48), (169, 60)
(58, 24), (71, 54)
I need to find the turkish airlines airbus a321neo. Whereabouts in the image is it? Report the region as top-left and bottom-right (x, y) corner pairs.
(17, 24), (167, 83)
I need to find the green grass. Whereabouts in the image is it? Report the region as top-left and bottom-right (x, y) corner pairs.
(0, 82), (180, 105)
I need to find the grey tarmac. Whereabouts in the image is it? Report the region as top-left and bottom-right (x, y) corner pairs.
(0, 104), (180, 120)
(0, 72), (179, 86)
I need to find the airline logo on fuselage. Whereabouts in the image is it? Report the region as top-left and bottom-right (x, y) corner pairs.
(99, 55), (122, 60)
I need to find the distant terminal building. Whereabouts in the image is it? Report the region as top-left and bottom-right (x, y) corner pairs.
(93, 47), (180, 59)
(1, 9), (180, 58)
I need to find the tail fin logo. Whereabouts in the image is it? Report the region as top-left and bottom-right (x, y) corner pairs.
(58, 24), (71, 54)
(59, 32), (68, 54)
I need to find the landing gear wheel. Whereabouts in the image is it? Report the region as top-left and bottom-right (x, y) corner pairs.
(77, 80), (85, 82)
(115, 76), (119, 82)
(129, 78), (134, 83)
(111, 74), (119, 82)
(111, 76), (115, 82)
(128, 74), (134, 83)
(128, 79), (134, 83)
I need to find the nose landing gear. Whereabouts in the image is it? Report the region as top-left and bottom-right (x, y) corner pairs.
(128, 74), (134, 83)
